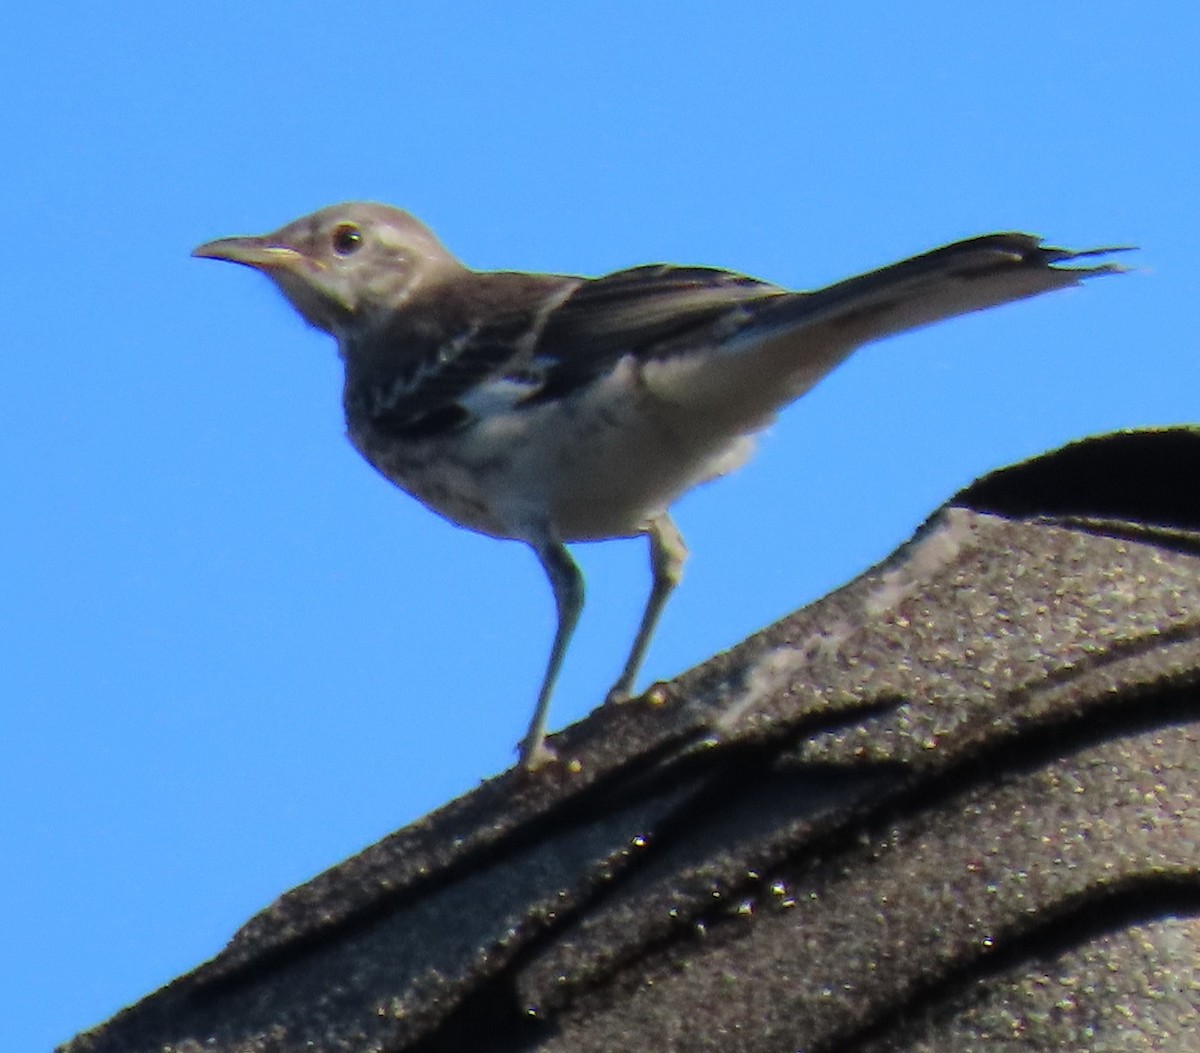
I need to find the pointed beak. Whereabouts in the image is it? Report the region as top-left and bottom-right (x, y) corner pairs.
(191, 235), (305, 271)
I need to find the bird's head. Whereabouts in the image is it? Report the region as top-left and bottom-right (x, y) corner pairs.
(193, 202), (462, 335)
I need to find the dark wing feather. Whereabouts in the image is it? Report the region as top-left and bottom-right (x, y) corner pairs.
(359, 265), (783, 439)
(358, 237), (1128, 442)
(526, 264), (785, 402)
(363, 310), (539, 439)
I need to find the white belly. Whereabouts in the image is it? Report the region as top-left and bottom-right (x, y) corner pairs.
(353, 356), (763, 544)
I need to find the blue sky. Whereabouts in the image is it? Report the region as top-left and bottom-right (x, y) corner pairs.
(3, 5), (1194, 1049)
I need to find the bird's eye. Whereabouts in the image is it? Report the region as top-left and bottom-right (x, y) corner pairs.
(331, 223), (364, 256)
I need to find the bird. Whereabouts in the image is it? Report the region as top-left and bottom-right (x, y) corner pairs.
(193, 203), (1127, 768)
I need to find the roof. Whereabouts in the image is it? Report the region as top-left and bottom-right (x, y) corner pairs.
(62, 427), (1200, 1052)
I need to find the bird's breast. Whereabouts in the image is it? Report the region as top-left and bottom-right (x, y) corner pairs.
(345, 356), (760, 545)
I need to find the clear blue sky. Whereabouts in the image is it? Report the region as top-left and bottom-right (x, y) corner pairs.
(3, 5), (1193, 1049)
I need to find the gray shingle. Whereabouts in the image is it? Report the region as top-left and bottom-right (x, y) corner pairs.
(61, 428), (1200, 1053)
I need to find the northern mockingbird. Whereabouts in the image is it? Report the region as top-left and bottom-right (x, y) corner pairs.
(194, 204), (1126, 767)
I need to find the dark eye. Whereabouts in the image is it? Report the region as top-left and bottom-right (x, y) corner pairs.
(331, 223), (363, 256)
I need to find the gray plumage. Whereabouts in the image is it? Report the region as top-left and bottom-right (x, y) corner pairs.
(194, 202), (1128, 767)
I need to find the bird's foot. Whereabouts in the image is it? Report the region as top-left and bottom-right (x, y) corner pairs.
(604, 685), (633, 706)
(518, 734), (560, 773)
(606, 679), (671, 707)
(604, 671), (638, 706)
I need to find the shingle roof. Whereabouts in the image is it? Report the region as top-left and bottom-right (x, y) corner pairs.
(62, 428), (1200, 1052)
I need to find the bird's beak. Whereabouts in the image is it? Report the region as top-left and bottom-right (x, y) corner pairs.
(192, 235), (305, 272)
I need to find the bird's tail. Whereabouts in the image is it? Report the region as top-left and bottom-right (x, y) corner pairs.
(644, 234), (1130, 434)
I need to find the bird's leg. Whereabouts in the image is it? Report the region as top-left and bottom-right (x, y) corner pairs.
(520, 535), (585, 769)
(606, 515), (688, 705)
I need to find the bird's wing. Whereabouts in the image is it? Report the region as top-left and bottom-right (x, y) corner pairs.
(357, 308), (544, 439)
(360, 237), (1128, 441)
(526, 264), (786, 402)
(362, 265), (784, 438)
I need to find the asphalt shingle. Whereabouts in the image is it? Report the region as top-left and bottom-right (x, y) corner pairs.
(62, 428), (1200, 1053)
